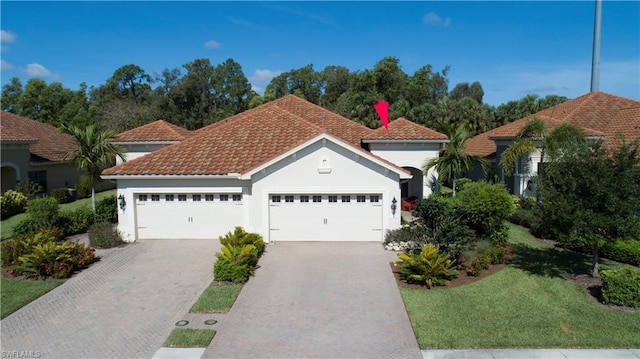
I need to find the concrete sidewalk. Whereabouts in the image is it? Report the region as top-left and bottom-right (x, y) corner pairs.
(422, 349), (640, 358)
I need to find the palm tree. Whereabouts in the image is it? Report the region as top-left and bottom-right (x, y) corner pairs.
(61, 124), (125, 211)
(423, 122), (488, 197)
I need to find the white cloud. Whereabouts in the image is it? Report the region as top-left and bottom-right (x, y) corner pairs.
(1, 59), (13, 72)
(423, 12), (451, 27)
(25, 63), (52, 77)
(203, 40), (222, 49)
(248, 69), (283, 94)
(0, 30), (17, 43)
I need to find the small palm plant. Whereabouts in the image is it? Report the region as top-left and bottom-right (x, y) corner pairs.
(396, 243), (458, 288)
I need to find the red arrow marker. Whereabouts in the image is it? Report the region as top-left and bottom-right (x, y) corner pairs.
(374, 98), (389, 130)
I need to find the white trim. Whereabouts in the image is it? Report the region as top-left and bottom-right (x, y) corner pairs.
(241, 133), (411, 180)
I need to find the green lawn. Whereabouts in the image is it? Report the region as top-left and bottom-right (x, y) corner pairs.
(401, 224), (640, 349)
(190, 284), (242, 313)
(1, 277), (64, 319)
(164, 328), (216, 347)
(0, 189), (116, 240)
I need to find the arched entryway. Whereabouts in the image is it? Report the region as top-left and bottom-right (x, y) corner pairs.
(1, 164), (19, 193)
(401, 167), (424, 199)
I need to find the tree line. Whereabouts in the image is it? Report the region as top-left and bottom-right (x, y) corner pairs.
(1, 56), (568, 135)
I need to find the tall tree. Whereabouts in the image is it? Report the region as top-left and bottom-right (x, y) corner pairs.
(1, 77), (24, 112)
(320, 65), (351, 110)
(265, 64), (324, 104)
(423, 123), (488, 197)
(61, 124), (125, 211)
(449, 81), (484, 103)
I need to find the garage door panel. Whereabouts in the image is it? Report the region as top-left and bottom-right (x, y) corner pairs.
(269, 194), (382, 242)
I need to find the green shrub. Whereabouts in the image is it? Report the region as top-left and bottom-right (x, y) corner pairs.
(454, 178), (473, 193)
(215, 243), (258, 268)
(0, 190), (28, 219)
(490, 223), (510, 246)
(384, 225), (421, 246)
(601, 268), (640, 308)
(601, 239), (640, 267)
(213, 260), (251, 283)
(76, 174), (93, 199)
(14, 179), (42, 199)
(63, 207), (96, 235)
(88, 222), (124, 248)
(457, 181), (515, 237)
(395, 243), (458, 288)
(412, 196), (473, 261)
(483, 246), (506, 264)
(509, 208), (537, 228)
(219, 227), (265, 258)
(51, 188), (72, 204)
(26, 197), (60, 230)
(95, 196), (118, 223)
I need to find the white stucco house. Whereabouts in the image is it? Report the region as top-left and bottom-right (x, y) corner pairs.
(102, 95), (448, 243)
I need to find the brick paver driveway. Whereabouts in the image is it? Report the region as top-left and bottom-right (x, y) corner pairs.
(203, 242), (422, 359)
(1, 239), (217, 358)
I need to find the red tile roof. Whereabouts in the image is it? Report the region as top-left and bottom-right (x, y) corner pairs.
(103, 95), (411, 177)
(0, 111), (76, 162)
(363, 117), (448, 141)
(465, 91), (640, 156)
(115, 120), (192, 142)
(0, 126), (37, 142)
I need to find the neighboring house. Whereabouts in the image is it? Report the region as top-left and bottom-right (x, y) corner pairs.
(465, 91), (640, 196)
(102, 95), (448, 243)
(0, 111), (82, 194)
(112, 120), (193, 165)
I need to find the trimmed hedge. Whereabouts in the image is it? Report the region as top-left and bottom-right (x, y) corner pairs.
(51, 188), (72, 204)
(557, 235), (640, 267)
(601, 268), (640, 308)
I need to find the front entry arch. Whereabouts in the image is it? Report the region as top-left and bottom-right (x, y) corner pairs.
(401, 167), (424, 199)
(1, 163), (20, 193)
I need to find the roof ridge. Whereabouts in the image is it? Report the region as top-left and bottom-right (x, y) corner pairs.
(274, 95), (373, 133)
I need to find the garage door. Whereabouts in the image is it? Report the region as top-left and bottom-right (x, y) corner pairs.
(269, 194), (382, 241)
(135, 193), (243, 239)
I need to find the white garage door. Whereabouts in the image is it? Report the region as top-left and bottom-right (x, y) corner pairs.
(136, 193), (243, 239)
(269, 194), (383, 241)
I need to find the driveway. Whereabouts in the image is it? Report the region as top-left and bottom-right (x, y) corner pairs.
(203, 242), (422, 359)
(1, 239), (217, 358)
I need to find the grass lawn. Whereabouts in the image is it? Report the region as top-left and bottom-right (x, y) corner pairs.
(190, 284), (242, 313)
(1, 277), (64, 319)
(401, 224), (640, 349)
(0, 189), (116, 241)
(164, 328), (215, 347)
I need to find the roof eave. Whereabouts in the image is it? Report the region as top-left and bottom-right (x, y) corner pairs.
(101, 173), (243, 180)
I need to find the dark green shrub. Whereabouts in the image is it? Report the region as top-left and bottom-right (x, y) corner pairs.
(602, 239), (640, 266)
(483, 246), (506, 264)
(51, 188), (72, 204)
(457, 181), (515, 237)
(601, 268), (640, 308)
(0, 190), (28, 219)
(455, 178), (473, 193)
(88, 222), (124, 248)
(14, 179), (42, 199)
(12, 218), (40, 238)
(63, 207), (96, 235)
(213, 260), (251, 283)
(509, 208), (536, 228)
(395, 243), (458, 288)
(412, 196), (473, 261)
(26, 197), (60, 230)
(490, 223), (510, 246)
(76, 174), (93, 199)
(95, 196), (118, 223)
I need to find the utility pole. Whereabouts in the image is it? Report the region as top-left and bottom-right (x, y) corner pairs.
(590, 0), (602, 92)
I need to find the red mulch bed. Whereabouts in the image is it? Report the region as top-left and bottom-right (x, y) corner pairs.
(390, 261), (507, 290)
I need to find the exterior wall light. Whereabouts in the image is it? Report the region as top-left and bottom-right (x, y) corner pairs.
(391, 197), (397, 216)
(118, 194), (126, 212)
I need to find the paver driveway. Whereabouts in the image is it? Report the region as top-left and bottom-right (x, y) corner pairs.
(1, 239), (217, 358)
(203, 242), (422, 359)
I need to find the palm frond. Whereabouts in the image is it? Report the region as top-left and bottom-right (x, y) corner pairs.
(499, 139), (536, 177)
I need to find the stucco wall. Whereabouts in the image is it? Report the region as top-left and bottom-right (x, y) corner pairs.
(1, 144), (31, 193)
(116, 143), (172, 165)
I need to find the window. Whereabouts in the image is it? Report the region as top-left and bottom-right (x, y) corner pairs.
(328, 195), (338, 203)
(178, 195), (187, 201)
(300, 195), (309, 203)
(370, 195), (380, 203)
(357, 195), (366, 203)
(285, 195), (294, 203)
(232, 194), (242, 202)
(220, 194), (229, 202)
(138, 194), (148, 201)
(151, 194), (160, 202)
(192, 194), (201, 201)
(27, 170), (47, 193)
(205, 194), (214, 201)
(341, 195), (351, 203)
(165, 195), (174, 201)
(271, 195), (281, 203)
(312, 195), (322, 203)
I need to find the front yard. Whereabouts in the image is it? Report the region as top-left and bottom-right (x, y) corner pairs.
(401, 224), (640, 348)
(1, 277), (64, 318)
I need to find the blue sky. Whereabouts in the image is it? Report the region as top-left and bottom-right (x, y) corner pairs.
(1, 1), (638, 106)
